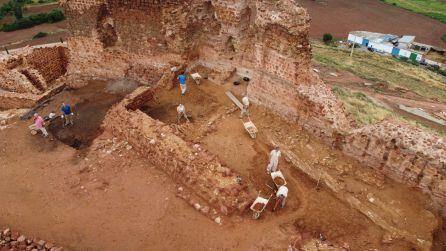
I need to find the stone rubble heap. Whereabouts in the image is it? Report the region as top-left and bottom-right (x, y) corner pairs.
(0, 228), (63, 251)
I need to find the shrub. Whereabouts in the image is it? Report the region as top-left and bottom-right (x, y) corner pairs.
(0, 9), (64, 32)
(442, 34), (446, 43)
(322, 33), (333, 44)
(46, 9), (64, 23)
(32, 31), (47, 39)
(13, 4), (22, 20)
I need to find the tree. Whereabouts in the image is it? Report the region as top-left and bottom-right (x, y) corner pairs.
(13, 3), (22, 20)
(323, 33), (333, 44)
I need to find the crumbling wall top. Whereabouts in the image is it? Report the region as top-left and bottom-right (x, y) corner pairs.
(254, 0), (310, 35)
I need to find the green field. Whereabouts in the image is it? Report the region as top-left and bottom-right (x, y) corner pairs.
(381, 0), (446, 23)
(312, 42), (446, 103)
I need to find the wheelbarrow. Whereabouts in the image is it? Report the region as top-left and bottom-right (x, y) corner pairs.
(271, 170), (287, 188)
(242, 119), (258, 139)
(191, 72), (202, 85)
(250, 191), (273, 220)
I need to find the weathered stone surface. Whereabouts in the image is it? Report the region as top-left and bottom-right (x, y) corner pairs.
(102, 85), (252, 216)
(343, 119), (446, 215)
(0, 228), (62, 251)
(0, 44), (68, 109)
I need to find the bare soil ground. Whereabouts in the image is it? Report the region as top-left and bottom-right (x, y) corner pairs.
(317, 65), (446, 133)
(0, 22), (67, 48)
(0, 3), (67, 49)
(300, 0), (446, 47)
(0, 78), (443, 250)
(139, 77), (441, 249)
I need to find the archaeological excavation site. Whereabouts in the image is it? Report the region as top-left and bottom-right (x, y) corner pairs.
(0, 0), (445, 250)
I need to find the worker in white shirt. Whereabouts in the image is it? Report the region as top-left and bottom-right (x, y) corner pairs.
(177, 103), (189, 123)
(267, 146), (281, 173)
(274, 185), (288, 211)
(240, 94), (250, 118)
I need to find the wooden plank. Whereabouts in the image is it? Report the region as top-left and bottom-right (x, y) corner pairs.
(225, 91), (243, 110)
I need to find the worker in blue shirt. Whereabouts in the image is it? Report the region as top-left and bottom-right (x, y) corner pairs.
(61, 102), (74, 127)
(177, 73), (187, 95)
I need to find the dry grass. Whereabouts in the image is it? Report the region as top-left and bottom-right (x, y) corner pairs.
(312, 42), (446, 103)
(332, 86), (446, 136)
(332, 86), (393, 125)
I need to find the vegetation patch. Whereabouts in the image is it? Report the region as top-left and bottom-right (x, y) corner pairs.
(380, 0), (446, 24)
(32, 31), (46, 38)
(1, 9), (63, 31)
(312, 42), (446, 103)
(332, 86), (393, 125)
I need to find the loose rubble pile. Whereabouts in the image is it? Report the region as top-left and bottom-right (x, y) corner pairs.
(0, 228), (63, 251)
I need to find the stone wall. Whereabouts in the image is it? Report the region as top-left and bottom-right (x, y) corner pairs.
(0, 45), (68, 109)
(65, 0), (352, 138)
(0, 91), (40, 109)
(63, 0), (445, 216)
(343, 120), (446, 215)
(103, 86), (252, 216)
(24, 47), (68, 85)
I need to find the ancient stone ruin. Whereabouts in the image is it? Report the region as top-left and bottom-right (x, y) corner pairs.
(0, 44), (68, 109)
(0, 0), (445, 249)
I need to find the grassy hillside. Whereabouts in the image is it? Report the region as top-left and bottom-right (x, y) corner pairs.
(332, 86), (393, 125)
(381, 0), (446, 24)
(312, 42), (446, 103)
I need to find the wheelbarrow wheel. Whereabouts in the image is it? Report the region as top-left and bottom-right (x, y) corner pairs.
(30, 129), (38, 135)
(252, 211), (260, 220)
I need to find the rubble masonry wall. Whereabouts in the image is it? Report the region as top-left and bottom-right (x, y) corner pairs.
(102, 86), (252, 216)
(63, 0), (446, 215)
(343, 120), (446, 215)
(0, 45), (68, 109)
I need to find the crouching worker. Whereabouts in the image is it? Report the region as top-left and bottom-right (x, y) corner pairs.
(33, 113), (48, 137)
(274, 185), (288, 211)
(177, 104), (190, 123)
(61, 103), (74, 127)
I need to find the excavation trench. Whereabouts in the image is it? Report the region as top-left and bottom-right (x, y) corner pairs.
(47, 79), (139, 149)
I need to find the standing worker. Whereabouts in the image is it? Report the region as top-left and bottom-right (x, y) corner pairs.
(240, 94), (250, 118)
(33, 113), (48, 137)
(61, 103), (74, 127)
(267, 145), (281, 173)
(177, 104), (189, 123)
(178, 72), (187, 95)
(274, 185), (288, 211)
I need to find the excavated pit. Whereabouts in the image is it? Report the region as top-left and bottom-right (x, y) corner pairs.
(48, 79), (138, 149)
(105, 76), (441, 249)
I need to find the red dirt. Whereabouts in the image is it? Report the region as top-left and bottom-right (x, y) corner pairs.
(274, 177), (285, 186)
(300, 0), (446, 47)
(316, 65), (446, 133)
(0, 22), (67, 47)
(0, 3), (66, 48)
(252, 203), (264, 211)
(0, 78), (443, 250)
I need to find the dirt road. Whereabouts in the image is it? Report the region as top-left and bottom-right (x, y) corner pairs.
(300, 0), (446, 47)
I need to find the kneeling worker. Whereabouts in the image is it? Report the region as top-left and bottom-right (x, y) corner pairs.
(274, 185), (288, 211)
(177, 103), (190, 123)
